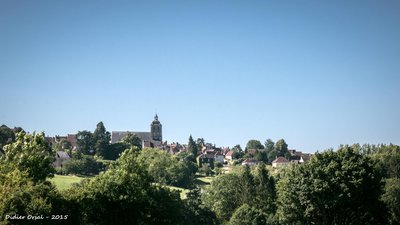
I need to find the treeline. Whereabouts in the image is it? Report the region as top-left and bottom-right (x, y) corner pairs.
(203, 144), (400, 225)
(57, 121), (142, 160)
(229, 139), (291, 164)
(55, 122), (142, 176)
(0, 132), (215, 225)
(1, 125), (399, 225)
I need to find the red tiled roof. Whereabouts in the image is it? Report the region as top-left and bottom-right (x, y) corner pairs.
(226, 151), (234, 157)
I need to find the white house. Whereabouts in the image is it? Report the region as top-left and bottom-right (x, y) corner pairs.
(272, 156), (290, 168)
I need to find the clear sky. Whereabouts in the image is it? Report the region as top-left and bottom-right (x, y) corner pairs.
(1, 0), (399, 152)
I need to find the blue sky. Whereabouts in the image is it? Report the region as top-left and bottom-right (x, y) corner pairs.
(1, 0), (399, 152)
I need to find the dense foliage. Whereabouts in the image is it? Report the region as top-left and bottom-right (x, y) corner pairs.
(1, 132), (55, 182)
(137, 148), (197, 188)
(0, 132), (61, 224)
(1, 128), (398, 225)
(276, 146), (387, 225)
(62, 155), (105, 176)
(203, 164), (276, 224)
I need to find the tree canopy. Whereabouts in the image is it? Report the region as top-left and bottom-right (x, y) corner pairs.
(246, 139), (264, 150)
(188, 135), (198, 159)
(277, 146), (387, 225)
(1, 132), (55, 182)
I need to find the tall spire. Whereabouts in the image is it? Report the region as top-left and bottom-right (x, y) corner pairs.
(154, 113), (158, 121)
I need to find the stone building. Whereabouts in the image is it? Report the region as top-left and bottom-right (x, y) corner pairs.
(111, 114), (163, 148)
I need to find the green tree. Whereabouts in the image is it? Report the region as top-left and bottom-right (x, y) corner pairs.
(0, 168), (60, 223)
(0, 125), (15, 150)
(1, 132), (55, 182)
(76, 130), (94, 155)
(188, 135), (198, 158)
(240, 166), (255, 205)
(137, 148), (195, 188)
(254, 164), (276, 216)
(274, 139), (288, 156)
(229, 204), (268, 225)
(196, 138), (205, 150)
(264, 139), (275, 152)
(65, 147), (185, 225)
(277, 146), (387, 225)
(254, 151), (268, 163)
(382, 178), (400, 225)
(203, 173), (242, 221)
(232, 151), (244, 159)
(121, 132), (142, 150)
(93, 121), (111, 158)
(64, 155), (104, 176)
(52, 139), (72, 152)
(107, 142), (127, 160)
(246, 139), (264, 150)
(232, 144), (243, 152)
(183, 188), (218, 225)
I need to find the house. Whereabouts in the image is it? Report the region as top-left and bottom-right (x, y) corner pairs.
(272, 156), (290, 168)
(214, 152), (225, 164)
(300, 155), (311, 163)
(225, 150), (234, 160)
(197, 153), (215, 169)
(54, 151), (70, 168)
(241, 158), (259, 166)
(288, 149), (313, 164)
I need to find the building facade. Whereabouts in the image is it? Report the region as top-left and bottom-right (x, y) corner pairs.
(111, 114), (163, 148)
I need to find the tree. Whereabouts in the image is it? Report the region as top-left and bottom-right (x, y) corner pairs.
(93, 121), (111, 158)
(277, 146), (387, 225)
(202, 173), (242, 221)
(232, 151), (244, 159)
(382, 178), (400, 225)
(122, 132), (142, 150)
(76, 130), (94, 155)
(232, 144), (243, 152)
(264, 139), (275, 152)
(0, 125), (15, 150)
(274, 139), (288, 156)
(64, 155), (104, 176)
(1, 132), (55, 182)
(254, 164), (276, 216)
(183, 188), (218, 225)
(246, 139), (264, 150)
(53, 139), (72, 152)
(188, 135), (198, 158)
(229, 204), (268, 225)
(196, 138), (205, 150)
(240, 166), (255, 205)
(0, 168), (60, 222)
(137, 148), (196, 188)
(254, 151), (268, 163)
(107, 142), (127, 160)
(65, 147), (186, 225)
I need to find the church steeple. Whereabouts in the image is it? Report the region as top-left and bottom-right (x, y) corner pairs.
(151, 114), (162, 142)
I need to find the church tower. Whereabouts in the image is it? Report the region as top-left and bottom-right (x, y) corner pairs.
(150, 114), (162, 142)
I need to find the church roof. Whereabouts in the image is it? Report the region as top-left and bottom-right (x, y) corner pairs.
(111, 131), (152, 144)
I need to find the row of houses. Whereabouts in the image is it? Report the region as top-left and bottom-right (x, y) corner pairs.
(197, 148), (313, 169)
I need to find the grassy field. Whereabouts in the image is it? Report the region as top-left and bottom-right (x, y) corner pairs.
(50, 174), (215, 198)
(195, 176), (214, 185)
(49, 175), (86, 191)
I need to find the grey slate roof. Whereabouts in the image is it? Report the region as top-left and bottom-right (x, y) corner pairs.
(56, 151), (70, 159)
(111, 131), (152, 144)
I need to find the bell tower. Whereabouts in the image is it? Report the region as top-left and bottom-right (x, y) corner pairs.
(150, 114), (162, 142)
